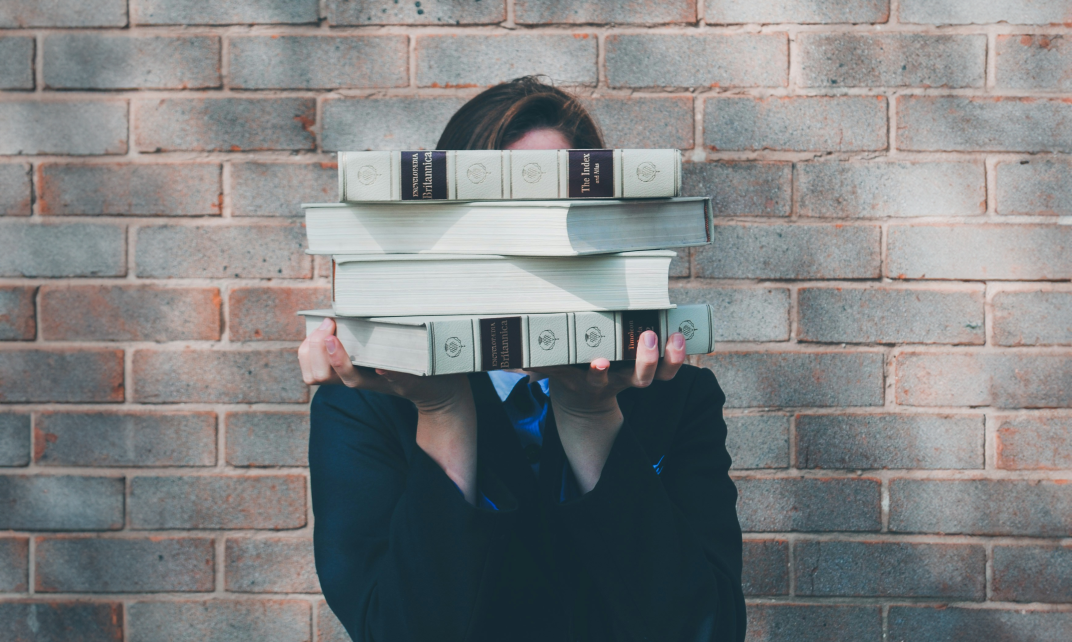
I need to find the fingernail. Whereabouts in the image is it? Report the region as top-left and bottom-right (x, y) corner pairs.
(673, 333), (685, 350)
(643, 331), (657, 349)
(595, 362), (608, 371)
(325, 336), (337, 355)
(318, 317), (331, 330)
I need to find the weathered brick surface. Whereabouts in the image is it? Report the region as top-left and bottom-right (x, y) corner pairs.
(135, 224), (309, 278)
(795, 540), (984, 598)
(135, 98), (316, 152)
(322, 97), (467, 151)
(725, 415), (790, 469)
(0, 222), (125, 277)
(799, 34), (984, 88)
(997, 35), (1072, 91)
(0, 0), (126, 27)
(899, 0), (1072, 25)
(327, 0), (505, 25)
(231, 162), (336, 217)
(736, 478), (881, 532)
(0, 163), (32, 215)
(996, 160), (1072, 216)
(705, 97), (887, 151)
(797, 287), (985, 344)
(417, 35), (597, 88)
(890, 479), (1072, 536)
(225, 538), (319, 592)
(36, 537), (215, 592)
(742, 539), (788, 595)
(39, 163), (221, 216)
(229, 286), (331, 341)
(889, 607), (1072, 642)
(702, 352), (884, 408)
(0, 475), (124, 530)
(705, 0), (889, 24)
(0, 602), (124, 642)
(671, 286), (789, 342)
(888, 225), (1072, 281)
(696, 223), (880, 279)
(682, 162), (791, 217)
(230, 36), (408, 90)
(130, 475), (306, 529)
(746, 604), (882, 642)
(318, 601), (349, 642)
(0, 36), (34, 89)
(40, 285), (220, 341)
(995, 416), (1072, 470)
(993, 291), (1072, 346)
(0, 537), (28, 591)
(605, 34), (787, 88)
(0, 413), (31, 466)
(895, 351), (1072, 408)
(44, 35), (219, 90)
(796, 161), (984, 218)
(134, 0), (319, 25)
(225, 411), (310, 467)
(128, 600), (311, 642)
(132, 349), (307, 404)
(0, 349), (124, 403)
(516, 0), (693, 24)
(581, 97), (695, 149)
(796, 414), (983, 469)
(992, 545), (1072, 603)
(898, 97), (1072, 152)
(35, 412), (216, 467)
(0, 101), (127, 155)
(0, 285), (36, 340)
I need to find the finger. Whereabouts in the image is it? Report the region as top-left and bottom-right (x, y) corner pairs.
(325, 334), (366, 387)
(298, 318), (333, 384)
(304, 330), (342, 385)
(631, 330), (660, 388)
(586, 359), (611, 388)
(655, 332), (687, 381)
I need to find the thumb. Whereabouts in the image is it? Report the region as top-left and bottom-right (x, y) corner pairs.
(325, 335), (365, 387)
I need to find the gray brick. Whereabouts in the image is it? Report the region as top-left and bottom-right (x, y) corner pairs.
(796, 540), (984, 598)
(748, 604), (881, 642)
(726, 415), (790, 469)
(701, 352), (885, 408)
(888, 225), (1072, 281)
(682, 162), (791, 217)
(0, 36), (34, 89)
(40, 164), (221, 216)
(0, 222), (125, 277)
(417, 35), (596, 88)
(516, 0), (694, 24)
(896, 351), (1072, 408)
(129, 600), (311, 642)
(35, 412), (216, 467)
(36, 537), (214, 593)
(797, 414), (984, 469)
(230, 36), (408, 90)
(670, 286), (790, 342)
(0, 101), (127, 155)
(0, 537), (28, 591)
(737, 478), (881, 532)
(890, 479), (1072, 536)
(799, 33), (984, 88)
(0, 475), (124, 530)
(232, 163), (336, 217)
(900, 0), (1072, 25)
(327, 0), (505, 25)
(0, 285), (35, 340)
(229, 286), (331, 341)
(996, 416), (1072, 470)
(581, 97), (695, 149)
(695, 224), (880, 279)
(322, 97), (467, 151)
(0, 602), (124, 642)
(0, 349), (124, 403)
(135, 98), (315, 152)
(997, 159), (1072, 216)
(798, 287), (985, 344)
(994, 291), (1072, 346)
(134, 0), (319, 25)
(40, 285), (221, 341)
(993, 545), (1072, 603)
(606, 34), (786, 88)
(890, 607), (1072, 642)
(0, 163), (32, 215)
(705, 96), (887, 151)
(898, 96), (1072, 152)
(797, 161), (984, 218)
(0, 413), (30, 467)
(133, 349), (307, 404)
(225, 538), (319, 593)
(742, 539), (788, 595)
(668, 248), (690, 278)
(997, 35), (1072, 91)
(44, 35), (219, 90)
(134, 223), (310, 278)
(226, 411), (310, 467)
(706, 0), (889, 23)
(0, 0), (126, 27)
(318, 600), (348, 642)
(130, 475), (306, 529)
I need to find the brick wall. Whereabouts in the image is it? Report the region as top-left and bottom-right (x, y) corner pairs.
(1, 1), (1070, 640)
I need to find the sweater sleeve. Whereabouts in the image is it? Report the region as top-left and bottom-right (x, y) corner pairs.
(551, 367), (747, 642)
(309, 384), (517, 642)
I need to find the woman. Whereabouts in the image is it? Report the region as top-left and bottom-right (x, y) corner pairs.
(299, 76), (745, 642)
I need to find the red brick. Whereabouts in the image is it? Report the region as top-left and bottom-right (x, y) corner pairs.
(581, 97), (695, 149)
(890, 479), (1072, 536)
(890, 606), (1072, 642)
(132, 349), (307, 404)
(897, 96), (1072, 152)
(135, 98), (316, 152)
(895, 351), (1072, 408)
(225, 537), (319, 593)
(39, 163), (221, 216)
(992, 545), (1072, 603)
(888, 224), (1072, 281)
(40, 285), (221, 341)
(796, 414), (983, 470)
(229, 286), (330, 341)
(130, 475), (307, 530)
(230, 162), (336, 217)
(0, 536), (28, 592)
(0, 285), (36, 341)
(0, 163), (32, 215)
(996, 416), (1072, 470)
(742, 539), (788, 596)
(225, 411), (309, 467)
(0, 602), (123, 642)
(127, 600), (311, 642)
(605, 34), (787, 88)
(35, 411), (216, 467)
(993, 290), (1072, 346)
(134, 223), (310, 279)
(705, 96), (887, 152)
(700, 352), (884, 408)
(35, 536), (214, 593)
(746, 604), (881, 642)
(736, 478), (881, 532)
(0, 349), (123, 403)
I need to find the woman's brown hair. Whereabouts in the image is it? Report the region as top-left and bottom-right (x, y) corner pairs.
(436, 76), (604, 151)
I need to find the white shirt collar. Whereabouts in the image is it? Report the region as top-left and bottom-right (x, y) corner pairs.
(486, 370), (550, 403)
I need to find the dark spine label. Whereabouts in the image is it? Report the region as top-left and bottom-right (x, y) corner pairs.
(479, 316), (522, 370)
(568, 149), (613, 198)
(400, 150), (447, 200)
(620, 310), (660, 360)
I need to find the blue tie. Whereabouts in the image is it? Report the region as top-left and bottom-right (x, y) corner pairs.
(506, 378), (549, 473)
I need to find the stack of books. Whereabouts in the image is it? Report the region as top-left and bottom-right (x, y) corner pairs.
(299, 149), (715, 376)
